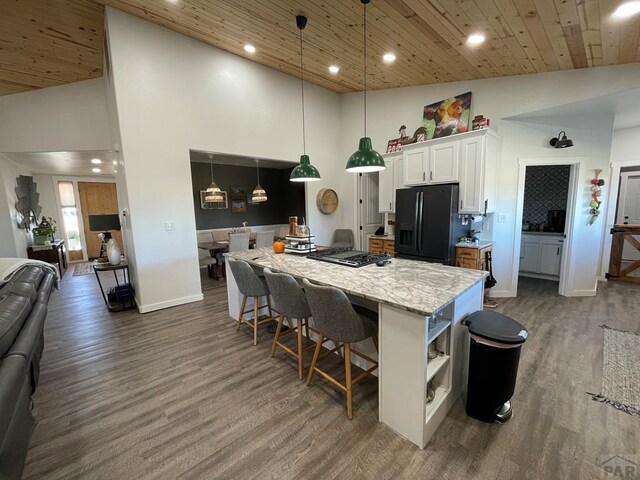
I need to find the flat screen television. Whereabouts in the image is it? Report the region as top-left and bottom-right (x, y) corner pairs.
(88, 214), (121, 232)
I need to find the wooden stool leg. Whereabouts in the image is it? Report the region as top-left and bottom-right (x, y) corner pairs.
(271, 314), (285, 357)
(334, 340), (343, 358)
(372, 334), (379, 353)
(345, 343), (353, 420)
(253, 297), (259, 346)
(266, 295), (273, 318)
(237, 295), (247, 331)
(297, 317), (304, 381)
(306, 334), (324, 386)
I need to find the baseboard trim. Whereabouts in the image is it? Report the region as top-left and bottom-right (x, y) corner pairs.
(137, 293), (204, 313)
(518, 272), (560, 281)
(562, 289), (597, 297)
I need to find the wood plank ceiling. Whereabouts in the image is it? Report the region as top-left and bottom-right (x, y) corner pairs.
(1, 0), (639, 97)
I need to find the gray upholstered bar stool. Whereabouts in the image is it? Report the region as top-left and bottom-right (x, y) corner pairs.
(227, 257), (274, 346)
(263, 268), (316, 380)
(302, 279), (379, 419)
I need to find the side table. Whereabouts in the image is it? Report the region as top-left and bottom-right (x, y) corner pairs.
(92, 260), (136, 311)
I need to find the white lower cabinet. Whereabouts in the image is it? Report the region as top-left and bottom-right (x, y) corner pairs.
(519, 234), (563, 277)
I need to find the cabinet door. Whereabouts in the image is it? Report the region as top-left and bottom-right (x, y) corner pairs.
(393, 156), (404, 192)
(429, 141), (459, 184)
(378, 158), (394, 213)
(519, 241), (540, 272)
(459, 136), (484, 214)
(403, 147), (428, 186)
(538, 243), (561, 276)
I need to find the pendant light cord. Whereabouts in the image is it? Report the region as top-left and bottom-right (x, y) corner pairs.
(209, 154), (214, 182)
(363, 0), (367, 138)
(299, 25), (306, 155)
(256, 160), (260, 185)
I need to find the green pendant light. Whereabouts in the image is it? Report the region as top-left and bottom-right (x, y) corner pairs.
(345, 0), (385, 173)
(290, 14), (321, 183)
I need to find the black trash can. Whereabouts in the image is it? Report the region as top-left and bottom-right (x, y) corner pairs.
(463, 311), (528, 423)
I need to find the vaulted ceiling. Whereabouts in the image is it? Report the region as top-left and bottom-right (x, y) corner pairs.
(1, 0), (639, 97)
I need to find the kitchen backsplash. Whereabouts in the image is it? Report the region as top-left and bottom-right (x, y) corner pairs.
(523, 165), (570, 226)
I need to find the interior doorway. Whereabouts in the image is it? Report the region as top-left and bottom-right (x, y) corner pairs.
(357, 172), (383, 250)
(617, 172), (640, 263)
(512, 157), (582, 296)
(78, 182), (123, 259)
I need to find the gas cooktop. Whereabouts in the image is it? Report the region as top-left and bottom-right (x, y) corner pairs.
(307, 248), (391, 268)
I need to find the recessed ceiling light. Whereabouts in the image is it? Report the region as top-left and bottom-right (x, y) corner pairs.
(244, 44), (256, 53)
(612, 1), (640, 18)
(112, 160), (118, 166)
(467, 33), (485, 45)
(91, 158), (102, 164)
(382, 52), (396, 63)
(92, 167), (101, 173)
(328, 65), (340, 74)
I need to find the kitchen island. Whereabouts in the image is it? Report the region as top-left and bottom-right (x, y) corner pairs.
(225, 248), (487, 448)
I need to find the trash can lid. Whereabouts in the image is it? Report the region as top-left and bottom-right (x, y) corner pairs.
(465, 311), (528, 345)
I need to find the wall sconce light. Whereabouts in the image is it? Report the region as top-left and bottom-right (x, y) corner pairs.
(549, 131), (574, 149)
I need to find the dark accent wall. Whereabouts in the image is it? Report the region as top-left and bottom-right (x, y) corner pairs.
(523, 165), (570, 226)
(191, 162), (305, 230)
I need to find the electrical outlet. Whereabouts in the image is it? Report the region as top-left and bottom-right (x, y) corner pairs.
(498, 214), (507, 223)
(164, 222), (176, 231)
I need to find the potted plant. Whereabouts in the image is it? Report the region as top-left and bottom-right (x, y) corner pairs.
(32, 216), (57, 245)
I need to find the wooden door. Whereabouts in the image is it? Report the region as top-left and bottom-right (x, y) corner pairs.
(78, 182), (122, 259)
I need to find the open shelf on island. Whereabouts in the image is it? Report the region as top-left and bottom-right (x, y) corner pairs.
(426, 354), (450, 383)
(427, 316), (451, 345)
(425, 384), (450, 423)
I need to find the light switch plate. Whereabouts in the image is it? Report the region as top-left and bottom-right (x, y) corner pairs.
(497, 214), (507, 223)
(164, 222), (176, 231)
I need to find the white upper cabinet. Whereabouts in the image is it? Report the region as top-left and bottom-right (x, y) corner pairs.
(403, 147), (428, 186)
(459, 130), (500, 215)
(430, 141), (459, 184)
(379, 156), (395, 213)
(378, 154), (404, 213)
(401, 130), (500, 212)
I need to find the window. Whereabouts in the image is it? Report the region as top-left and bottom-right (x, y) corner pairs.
(58, 182), (82, 252)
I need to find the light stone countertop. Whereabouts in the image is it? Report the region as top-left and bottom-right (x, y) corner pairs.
(455, 240), (494, 249)
(227, 248), (487, 316)
(368, 234), (395, 240)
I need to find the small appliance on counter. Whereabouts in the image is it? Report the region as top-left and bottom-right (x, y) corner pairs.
(545, 209), (566, 233)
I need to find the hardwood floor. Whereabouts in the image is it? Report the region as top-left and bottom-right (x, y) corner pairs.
(23, 272), (638, 479)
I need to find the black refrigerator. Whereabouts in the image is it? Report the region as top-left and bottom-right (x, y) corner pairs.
(395, 184), (466, 265)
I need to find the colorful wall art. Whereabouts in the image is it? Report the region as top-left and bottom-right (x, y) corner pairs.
(422, 92), (472, 140)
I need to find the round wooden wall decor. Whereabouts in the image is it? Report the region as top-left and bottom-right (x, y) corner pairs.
(316, 188), (339, 214)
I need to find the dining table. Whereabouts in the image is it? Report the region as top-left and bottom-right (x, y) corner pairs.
(198, 239), (257, 280)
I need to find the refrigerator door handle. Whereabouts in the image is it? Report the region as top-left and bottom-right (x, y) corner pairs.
(414, 191), (421, 251)
(417, 191), (424, 251)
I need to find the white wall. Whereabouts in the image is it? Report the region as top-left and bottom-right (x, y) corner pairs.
(31, 174), (61, 230)
(599, 126), (640, 277)
(0, 78), (111, 153)
(340, 63), (640, 296)
(0, 154), (32, 258)
(105, 8), (343, 312)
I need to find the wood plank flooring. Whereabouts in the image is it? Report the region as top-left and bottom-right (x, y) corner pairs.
(23, 272), (638, 479)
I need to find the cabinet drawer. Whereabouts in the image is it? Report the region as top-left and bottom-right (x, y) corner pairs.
(460, 258), (479, 269)
(456, 248), (480, 259)
(369, 239), (383, 248)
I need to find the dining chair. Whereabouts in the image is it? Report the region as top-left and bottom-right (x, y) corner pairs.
(255, 231), (275, 249)
(198, 247), (216, 278)
(229, 233), (250, 252)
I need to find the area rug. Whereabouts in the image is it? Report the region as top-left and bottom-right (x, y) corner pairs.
(72, 262), (94, 276)
(588, 325), (640, 416)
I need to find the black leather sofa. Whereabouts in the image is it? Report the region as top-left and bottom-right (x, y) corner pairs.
(0, 265), (56, 480)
